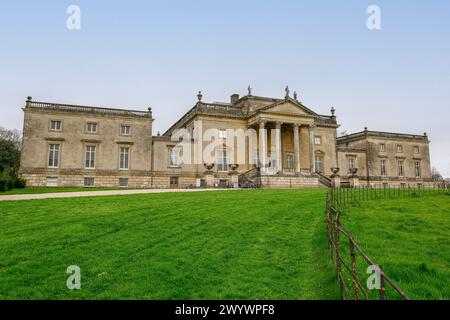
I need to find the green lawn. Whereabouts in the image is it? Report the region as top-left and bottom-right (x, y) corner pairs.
(0, 189), (340, 300)
(0, 187), (132, 195)
(340, 194), (450, 300)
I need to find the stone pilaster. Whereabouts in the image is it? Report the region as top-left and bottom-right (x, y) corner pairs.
(259, 121), (267, 174)
(293, 124), (301, 174)
(309, 124), (316, 174)
(275, 122), (282, 174)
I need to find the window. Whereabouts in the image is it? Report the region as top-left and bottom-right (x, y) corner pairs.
(170, 176), (179, 188)
(84, 177), (94, 187)
(285, 154), (294, 171)
(87, 122), (97, 133)
(48, 144), (60, 168)
(120, 147), (130, 170)
(217, 149), (228, 172)
(380, 143), (386, 152)
(314, 136), (322, 145)
(50, 120), (62, 131)
(85, 146), (96, 169)
(415, 161), (421, 178)
(315, 156), (324, 175)
(397, 145), (403, 153)
(348, 158), (355, 170)
(398, 160), (404, 177)
(46, 177), (58, 187)
(380, 159), (387, 177)
(218, 129), (227, 139)
(119, 178), (129, 187)
(169, 147), (180, 167)
(414, 146), (420, 154)
(120, 125), (131, 135)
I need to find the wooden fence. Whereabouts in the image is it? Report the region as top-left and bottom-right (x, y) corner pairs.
(326, 191), (415, 300)
(326, 185), (449, 299)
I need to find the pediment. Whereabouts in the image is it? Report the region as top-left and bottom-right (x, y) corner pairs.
(258, 99), (317, 117)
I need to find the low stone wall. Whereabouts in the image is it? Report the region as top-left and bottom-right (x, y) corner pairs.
(22, 173), (200, 189)
(22, 174), (153, 189)
(259, 175), (319, 188)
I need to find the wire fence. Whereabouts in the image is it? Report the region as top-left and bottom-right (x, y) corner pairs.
(330, 184), (449, 209)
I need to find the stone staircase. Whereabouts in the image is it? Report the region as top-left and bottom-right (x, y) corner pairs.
(238, 167), (261, 188)
(315, 171), (333, 188)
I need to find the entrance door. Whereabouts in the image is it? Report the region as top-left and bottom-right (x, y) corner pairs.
(170, 176), (179, 188)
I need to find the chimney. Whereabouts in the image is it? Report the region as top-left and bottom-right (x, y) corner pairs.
(230, 94), (239, 105)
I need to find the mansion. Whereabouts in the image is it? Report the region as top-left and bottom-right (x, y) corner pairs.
(19, 89), (433, 189)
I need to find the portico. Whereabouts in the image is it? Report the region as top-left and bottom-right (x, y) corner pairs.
(251, 120), (314, 176)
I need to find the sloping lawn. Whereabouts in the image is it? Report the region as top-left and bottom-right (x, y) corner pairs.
(0, 189), (339, 300)
(341, 194), (450, 300)
(0, 187), (130, 195)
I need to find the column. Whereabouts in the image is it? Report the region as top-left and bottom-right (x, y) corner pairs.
(293, 124), (301, 174)
(309, 124), (315, 174)
(275, 122), (282, 173)
(259, 121), (267, 174)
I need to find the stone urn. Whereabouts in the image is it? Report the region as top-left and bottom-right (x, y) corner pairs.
(349, 168), (358, 177)
(330, 167), (340, 178)
(203, 163), (215, 174)
(228, 164), (239, 175)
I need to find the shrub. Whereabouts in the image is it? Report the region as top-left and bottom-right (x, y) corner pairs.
(14, 178), (26, 189)
(0, 170), (26, 192)
(0, 171), (11, 192)
(0, 178), (7, 192)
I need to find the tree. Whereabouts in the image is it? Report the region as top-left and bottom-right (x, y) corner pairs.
(0, 127), (22, 173)
(431, 167), (443, 181)
(0, 127), (22, 150)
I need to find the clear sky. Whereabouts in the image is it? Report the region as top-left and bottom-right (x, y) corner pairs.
(0, 0), (449, 176)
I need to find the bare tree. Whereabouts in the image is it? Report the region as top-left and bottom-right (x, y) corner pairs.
(431, 167), (443, 181)
(0, 127), (22, 150)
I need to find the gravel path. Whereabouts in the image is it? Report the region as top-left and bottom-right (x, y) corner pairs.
(0, 188), (233, 201)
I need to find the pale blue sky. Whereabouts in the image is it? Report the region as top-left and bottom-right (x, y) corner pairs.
(0, 1), (449, 176)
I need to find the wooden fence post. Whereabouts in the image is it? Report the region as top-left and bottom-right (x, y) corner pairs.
(335, 218), (345, 299)
(349, 238), (360, 300)
(379, 265), (386, 300)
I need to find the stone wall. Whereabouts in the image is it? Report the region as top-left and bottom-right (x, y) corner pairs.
(259, 175), (319, 189)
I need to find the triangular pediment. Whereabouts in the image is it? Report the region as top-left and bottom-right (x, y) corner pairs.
(258, 98), (318, 117)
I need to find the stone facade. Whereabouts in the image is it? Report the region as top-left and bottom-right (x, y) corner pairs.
(336, 129), (433, 188)
(19, 91), (434, 189)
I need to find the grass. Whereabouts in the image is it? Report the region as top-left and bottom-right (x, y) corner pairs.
(339, 193), (450, 300)
(0, 189), (340, 300)
(0, 187), (132, 195)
